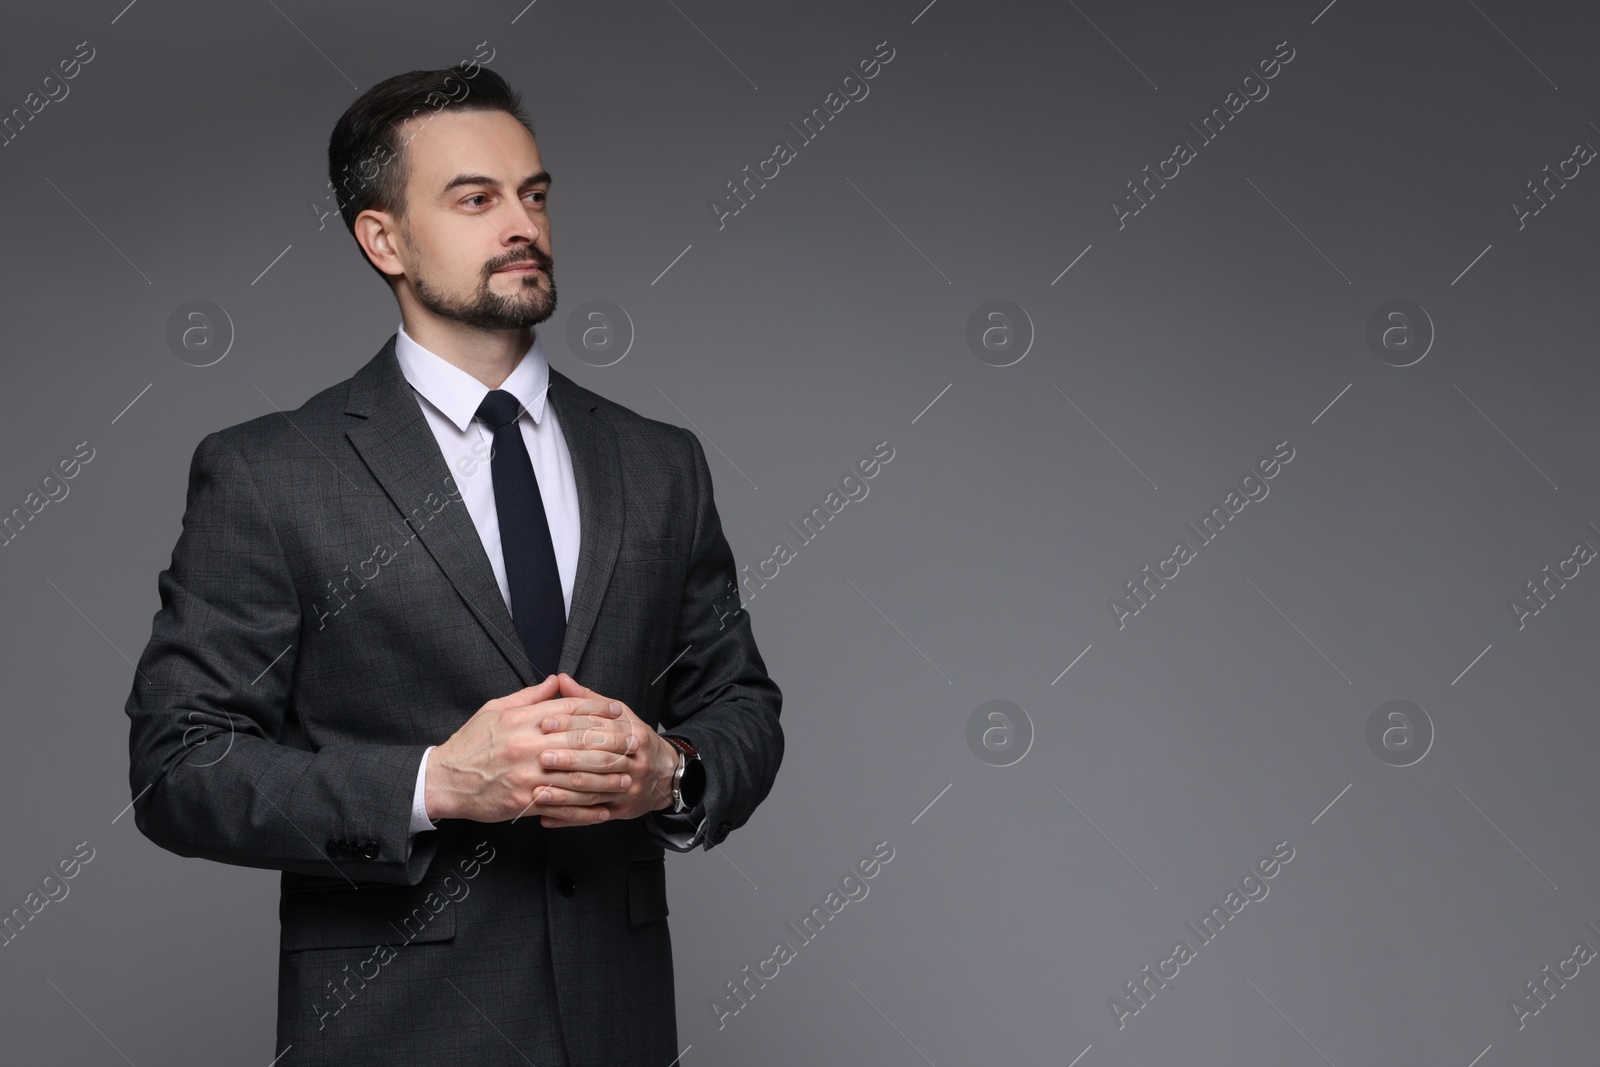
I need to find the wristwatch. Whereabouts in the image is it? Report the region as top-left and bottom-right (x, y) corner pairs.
(661, 735), (705, 814)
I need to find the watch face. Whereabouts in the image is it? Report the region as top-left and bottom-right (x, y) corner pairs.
(680, 757), (706, 810)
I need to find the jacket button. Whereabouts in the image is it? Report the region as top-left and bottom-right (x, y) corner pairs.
(712, 821), (732, 844)
(555, 869), (576, 897)
(362, 840), (379, 860)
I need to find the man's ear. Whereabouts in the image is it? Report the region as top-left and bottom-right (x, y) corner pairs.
(353, 209), (405, 279)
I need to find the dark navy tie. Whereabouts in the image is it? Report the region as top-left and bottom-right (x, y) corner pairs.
(475, 389), (565, 679)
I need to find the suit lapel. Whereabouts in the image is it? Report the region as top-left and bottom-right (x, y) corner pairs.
(546, 365), (624, 679)
(342, 337), (623, 687)
(345, 336), (538, 685)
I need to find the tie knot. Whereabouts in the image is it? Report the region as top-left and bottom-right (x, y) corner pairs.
(476, 389), (524, 430)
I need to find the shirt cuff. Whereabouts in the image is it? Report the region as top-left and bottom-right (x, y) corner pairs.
(409, 746), (437, 834)
(644, 806), (704, 852)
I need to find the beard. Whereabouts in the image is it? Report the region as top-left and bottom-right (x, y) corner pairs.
(410, 244), (558, 331)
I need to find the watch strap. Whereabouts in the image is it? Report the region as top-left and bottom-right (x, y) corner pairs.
(661, 735), (701, 813)
(662, 734), (698, 759)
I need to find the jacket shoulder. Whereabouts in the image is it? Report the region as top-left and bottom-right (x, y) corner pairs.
(198, 375), (356, 459)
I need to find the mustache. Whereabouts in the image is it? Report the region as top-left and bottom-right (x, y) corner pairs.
(489, 249), (552, 274)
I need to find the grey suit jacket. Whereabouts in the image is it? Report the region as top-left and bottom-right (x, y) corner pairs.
(124, 334), (784, 1066)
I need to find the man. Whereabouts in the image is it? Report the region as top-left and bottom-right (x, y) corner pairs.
(124, 63), (783, 1066)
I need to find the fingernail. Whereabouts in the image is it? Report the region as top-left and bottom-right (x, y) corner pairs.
(609, 700), (621, 714)
(621, 775), (631, 788)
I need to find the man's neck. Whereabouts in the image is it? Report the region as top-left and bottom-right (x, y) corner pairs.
(399, 308), (531, 391)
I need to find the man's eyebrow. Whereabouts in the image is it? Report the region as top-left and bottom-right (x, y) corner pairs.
(441, 171), (552, 194)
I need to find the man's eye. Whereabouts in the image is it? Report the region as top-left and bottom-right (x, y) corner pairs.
(526, 191), (547, 205)
(466, 194), (489, 207)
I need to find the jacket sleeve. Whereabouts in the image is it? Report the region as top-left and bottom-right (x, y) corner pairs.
(124, 431), (437, 885)
(651, 425), (785, 851)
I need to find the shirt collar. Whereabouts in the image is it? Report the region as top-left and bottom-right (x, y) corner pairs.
(393, 322), (550, 432)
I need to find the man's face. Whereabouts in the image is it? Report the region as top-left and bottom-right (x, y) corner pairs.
(388, 108), (555, 330)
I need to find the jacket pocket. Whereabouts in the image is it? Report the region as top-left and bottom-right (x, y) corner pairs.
(280, 878), (459, 952)
(628, 858), (670, 925)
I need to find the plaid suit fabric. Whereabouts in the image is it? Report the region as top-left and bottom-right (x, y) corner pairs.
(125, 335), (784, 1065)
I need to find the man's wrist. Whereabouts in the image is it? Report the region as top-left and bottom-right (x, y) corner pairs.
(652, 733), (682, 813)
(422, 743), (454, 823)
(658, 734), (705, 813)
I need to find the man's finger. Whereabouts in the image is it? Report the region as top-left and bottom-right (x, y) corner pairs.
(535, 780), (629, 805)
(541, 727), (636, 754)
(537, 715), (638, 747)
(534, 802), (611, 823)
(554, 676), (634, 720)
(555, 673), (599, 697)
(541, 748), (635, 774)
(541, 768), (631, 791)
(538, 711), (623, 731)
(537, 695), (621, 720)
(491, 677), (561, 710)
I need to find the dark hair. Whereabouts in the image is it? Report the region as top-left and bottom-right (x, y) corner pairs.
(326, 65), (536, 280)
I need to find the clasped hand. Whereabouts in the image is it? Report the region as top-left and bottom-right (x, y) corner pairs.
(425, 672), (680, 827)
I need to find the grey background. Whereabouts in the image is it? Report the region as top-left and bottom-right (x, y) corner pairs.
(2, 0), (1597, 1063)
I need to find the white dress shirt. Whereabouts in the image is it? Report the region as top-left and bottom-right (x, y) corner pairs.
(393, 324), (693, 850)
